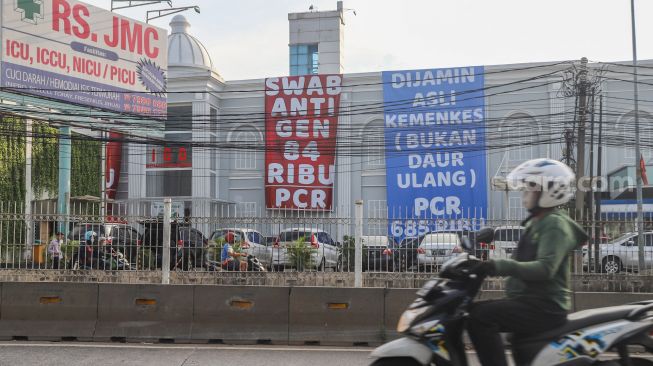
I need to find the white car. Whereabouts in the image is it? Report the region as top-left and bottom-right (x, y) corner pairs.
(209, 228), (270, 267)
(587, 232), (653, 273)
(271, 228), (338, 271)
(416, 233), (463, 271)
(488, 226), (524, 259)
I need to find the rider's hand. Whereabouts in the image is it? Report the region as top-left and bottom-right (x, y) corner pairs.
(469, 261), (496, 277)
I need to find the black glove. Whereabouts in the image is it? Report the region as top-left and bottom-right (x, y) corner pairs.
(469, 261), (496, 277)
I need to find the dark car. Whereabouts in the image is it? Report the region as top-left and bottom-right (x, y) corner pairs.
(395, 236), (424, 271)
(140, 220), (208, 270)
(108, 224), (143, 266)
(361, 235), (397, 272)
(67, 223), (108, 243)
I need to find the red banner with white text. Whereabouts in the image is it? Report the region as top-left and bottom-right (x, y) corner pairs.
(105, 131), (122, 218)
(265, 74), (342, 210)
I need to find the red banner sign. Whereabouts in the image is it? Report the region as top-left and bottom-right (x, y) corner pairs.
(265, 74), (342, 210)
(105, 131), (123, 201)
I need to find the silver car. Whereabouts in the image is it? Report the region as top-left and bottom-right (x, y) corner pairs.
(271, 228), (339, 271)
(588, 232), (653, 273)
(416, 233), (463, 271)
(209, 228), (270, 268)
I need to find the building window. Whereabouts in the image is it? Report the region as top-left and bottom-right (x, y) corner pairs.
(501, 114), (539, 168)
(508, 196), (526, 220)
(232, 130), (258, 170)
(290, 44), (318, 76)
(368, 200), (388, 219)
(146, 170), (192, 197)
(236, 202), (257, 217)
(364, 130), (385, 169)
(623, 115), (652, 161)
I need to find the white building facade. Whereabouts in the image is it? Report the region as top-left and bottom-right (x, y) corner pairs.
(119, 5), (653, 237)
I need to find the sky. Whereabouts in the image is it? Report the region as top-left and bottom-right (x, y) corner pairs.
(84, 0), (653, 80)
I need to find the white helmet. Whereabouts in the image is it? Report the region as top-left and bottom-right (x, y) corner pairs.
(506, 158), (575, 208)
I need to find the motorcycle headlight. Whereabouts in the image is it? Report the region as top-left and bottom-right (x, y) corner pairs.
(397, 306), (431, 333)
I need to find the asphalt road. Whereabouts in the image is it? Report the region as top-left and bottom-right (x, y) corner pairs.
(0, 342), (651, 366)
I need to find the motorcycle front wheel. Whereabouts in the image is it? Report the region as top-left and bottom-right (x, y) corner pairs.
(370, 357), (423, 366)
(595, 359), (653, 365)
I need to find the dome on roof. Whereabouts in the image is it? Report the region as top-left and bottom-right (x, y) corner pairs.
(168, 15), (214, 70)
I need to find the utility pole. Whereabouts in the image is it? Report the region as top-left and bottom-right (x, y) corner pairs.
(631, 0), (645, 269)
(594, 96), (604, 272)
(588, 92), (596, 269)
(575, 57), (589, 222)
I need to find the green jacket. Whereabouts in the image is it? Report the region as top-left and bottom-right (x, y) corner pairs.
(493, 209), (588, 312)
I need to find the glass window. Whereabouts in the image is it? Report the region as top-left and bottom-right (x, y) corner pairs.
(644, 234), (653, 247)
(167, 105), (192, 131)
(280, 231), (311, 242)
(236, 202), (257, 217)
(146, 170), (192, 197)
(232, 130), (259, 170)
(495, 229), (514, 242)
(247, 231), (263, 245)
(364, 131), (385, 169)
(289, 44), (319, 76)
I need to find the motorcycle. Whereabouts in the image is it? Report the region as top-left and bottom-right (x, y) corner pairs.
(246, 254), (266, 272)
(369, 228), (653, 366)
(204, 253), (267, 272)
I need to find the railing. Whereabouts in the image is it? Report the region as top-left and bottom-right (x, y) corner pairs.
(2, 199), (653, 289)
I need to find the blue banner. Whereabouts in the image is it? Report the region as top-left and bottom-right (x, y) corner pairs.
(382, 66), (487, 240)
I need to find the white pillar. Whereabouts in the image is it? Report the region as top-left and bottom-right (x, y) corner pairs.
(162, 198), (172, 284)
(354, 199), (363, 287)
(24, 119), (33, 261)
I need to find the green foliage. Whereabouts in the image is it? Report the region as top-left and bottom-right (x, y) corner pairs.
(70, 133), (101, 197)
(0, 117), (26, 203)
(287, 236), (316, 271)
(340, 235), (367, 271)
(32, 122), (59, 197)
(0, 119), (102, 200)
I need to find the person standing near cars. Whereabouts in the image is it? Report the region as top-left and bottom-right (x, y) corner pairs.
(48, 231), (64, 269)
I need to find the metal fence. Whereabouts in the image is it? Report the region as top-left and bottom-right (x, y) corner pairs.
(2, 199), (653, 287)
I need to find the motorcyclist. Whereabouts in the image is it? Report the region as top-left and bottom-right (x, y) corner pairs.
(466, 158), (588, 366)
(221, 232), (248, 271)
(77, 231), (97, 269)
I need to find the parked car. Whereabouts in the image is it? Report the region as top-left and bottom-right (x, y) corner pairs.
(67, 223), (110, 243)
(488, 226), (525, 259)
(271, 228), (338, 271)
(416, 232), (463, 271)
(360, 235), (397, 272)
(396, 235), (424, 271)
(106, 224), (142, 266)
(140, 220), (207, 270)
(209, 228), (271, 268)
(587, 232), (653, 273)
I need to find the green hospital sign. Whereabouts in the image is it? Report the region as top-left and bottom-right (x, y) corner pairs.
(16, 0), (43, 23)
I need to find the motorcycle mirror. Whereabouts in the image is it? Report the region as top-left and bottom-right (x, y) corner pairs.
(476, 227), (495, 244)
(461, 237), (472, 251)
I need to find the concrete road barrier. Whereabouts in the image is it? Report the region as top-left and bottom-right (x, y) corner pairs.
(94, 284), (193, 342)
(0, 282), (97, 341)
(289, 287), (384, 345)
(384, 288), (417, 341)
(191, 285), (290, 344)
(573, 292), (653, 311)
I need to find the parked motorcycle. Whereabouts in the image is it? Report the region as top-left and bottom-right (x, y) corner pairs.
(203, 254), (266, 272)
(246, 254), (266, 272)
(369, 228), (653, 366)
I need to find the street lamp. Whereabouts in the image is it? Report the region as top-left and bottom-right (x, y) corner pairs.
(111, 0), (172, 11)
(146, 6), (200, 23)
